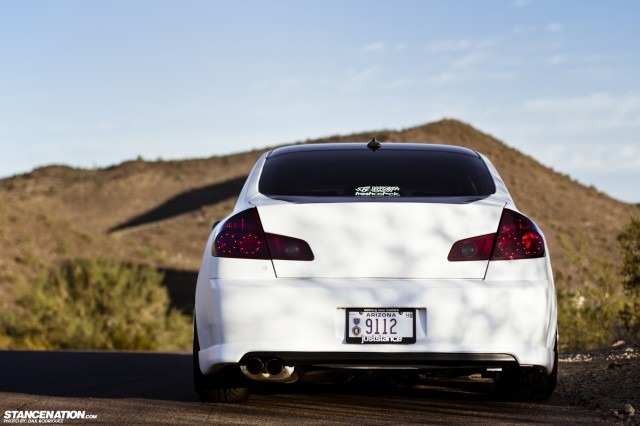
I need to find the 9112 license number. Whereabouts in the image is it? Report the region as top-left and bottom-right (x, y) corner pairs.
(345, 308), (416, 344)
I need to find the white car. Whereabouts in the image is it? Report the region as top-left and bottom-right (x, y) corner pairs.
(193, 140), (557, 403)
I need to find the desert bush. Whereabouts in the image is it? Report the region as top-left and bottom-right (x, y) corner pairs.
(557, 284), (629, 352)
(617, 217), (640, 339)
(557, 217), (640, 351)
(0, 258), (191, 350)
(618, 217), (640, 293)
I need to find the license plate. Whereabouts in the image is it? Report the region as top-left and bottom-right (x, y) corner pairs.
(346, 308), (416, 344)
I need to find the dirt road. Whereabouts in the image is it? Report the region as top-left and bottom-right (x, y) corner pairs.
(0, 350), (608, 425)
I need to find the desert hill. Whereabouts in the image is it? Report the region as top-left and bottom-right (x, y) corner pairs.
(0, 119), (637, 314)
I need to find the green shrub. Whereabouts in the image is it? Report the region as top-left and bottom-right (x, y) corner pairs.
(617, 217), (640, 339)
(0, 258), (191, 350)
(556, 217), (640, 351)
(557, 284), (630, 352)
(618, 217), (640, 293)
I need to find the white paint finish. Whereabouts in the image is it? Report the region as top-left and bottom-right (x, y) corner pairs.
(197, 277), (555, 373)
(210, 257), (276, 279)
(484, 257), (549, 281)
(257, 201), (504, 279)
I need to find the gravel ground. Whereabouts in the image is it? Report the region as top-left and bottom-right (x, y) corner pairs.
(556, 342), (639, 424)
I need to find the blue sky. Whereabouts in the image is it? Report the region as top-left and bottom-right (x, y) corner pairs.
(1, 0), (639, 202)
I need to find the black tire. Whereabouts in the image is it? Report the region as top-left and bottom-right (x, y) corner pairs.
(193, 322), (251, 403)
(495, 340), (558, 402)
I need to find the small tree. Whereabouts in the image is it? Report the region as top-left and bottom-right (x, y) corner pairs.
(617, 217), (640, 338)
(618, 217), (640, 293)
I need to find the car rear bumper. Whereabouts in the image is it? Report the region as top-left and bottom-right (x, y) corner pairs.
(195, 273), (557, 376)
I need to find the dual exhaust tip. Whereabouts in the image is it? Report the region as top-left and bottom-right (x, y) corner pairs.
(245, 357), (285, 376)
(242, 357), (297, 382)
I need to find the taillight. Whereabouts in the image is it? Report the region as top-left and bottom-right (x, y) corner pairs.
(265, 233), (314, 261)
(213, 209), (269, 259)
(447, 234), (495, 261)
(213, 209), (314, 261)
(448, 209), (545, 261)
(491, 209), (545, 260)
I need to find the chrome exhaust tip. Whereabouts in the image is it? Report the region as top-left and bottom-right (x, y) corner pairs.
(245, 358), (264, 375)
(265, 359), (284, 376)
(240, 357), (297, 383)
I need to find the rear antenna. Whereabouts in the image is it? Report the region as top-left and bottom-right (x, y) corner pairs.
(367, 137), (381, 151)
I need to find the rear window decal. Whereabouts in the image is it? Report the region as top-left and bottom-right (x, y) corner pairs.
(355, 186), (401, 197)
(258, 149), (496, 198)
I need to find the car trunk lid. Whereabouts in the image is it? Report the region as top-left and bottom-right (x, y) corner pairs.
(255, 199), (505, 279)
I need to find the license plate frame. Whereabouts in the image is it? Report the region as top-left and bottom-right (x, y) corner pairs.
(345, 308), (416, 344)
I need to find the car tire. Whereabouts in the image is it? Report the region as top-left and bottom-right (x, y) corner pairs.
(193, 322), (251, 403)
(495, 340), (558, 402)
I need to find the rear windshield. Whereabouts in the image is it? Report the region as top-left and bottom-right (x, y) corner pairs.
(258, 149), (496, 198)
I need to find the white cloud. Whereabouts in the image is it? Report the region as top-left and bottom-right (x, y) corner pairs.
(546, 22), (563, 33)
(350, 67), (377, 84)
(425, 72), (460, 86)
(568, 66), (617, 79)
(510, 93), (640, 177)
(426, 38), (497, 53)
(384, 78), (414, 90)
(542, 143), (640, 173)
(513, 23), (563, 37)
(343, 67), (379, 90)
(251, 80), (269, 90)
(487, 71), (517, 81)
(361, 42), (407, 54)
(279, 78), (303, 88)
(524, 92), (640, 120)
(513, 0), (531, 7)
(452, 51), (489, 68)
(395, 42), (408, 51)
(548, 53), (568, 65)
(512, 25), (536, 36)
(470, 92), (640, 199)
(362, 42), (386, 53)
